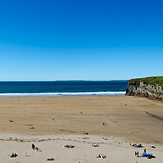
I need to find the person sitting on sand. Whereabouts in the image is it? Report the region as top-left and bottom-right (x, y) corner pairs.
(10, 153), (15, 157)
(142, 149), (155, 159)
(135, 151), (139, 157)
(97, 154), (101, 158)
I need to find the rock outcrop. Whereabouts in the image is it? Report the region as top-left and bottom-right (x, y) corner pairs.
(126, 77), (163, 101)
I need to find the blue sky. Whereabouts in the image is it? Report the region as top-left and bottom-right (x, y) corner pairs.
(0, 0), (162, 81)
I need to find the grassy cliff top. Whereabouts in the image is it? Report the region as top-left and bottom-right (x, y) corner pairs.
(129, 76), (163, 87)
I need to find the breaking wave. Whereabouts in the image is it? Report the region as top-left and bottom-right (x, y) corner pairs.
(0, 91), (126, 97)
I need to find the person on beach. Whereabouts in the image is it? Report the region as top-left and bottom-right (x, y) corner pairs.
(135, 151), (139, 157)
(32, 144), (35, 150)
(10, 153), (15, 157)
(142, 149), (155, 159)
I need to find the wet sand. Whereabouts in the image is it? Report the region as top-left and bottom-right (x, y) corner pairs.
(0, 96), (163, 143)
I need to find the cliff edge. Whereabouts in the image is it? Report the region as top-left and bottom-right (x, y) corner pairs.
(126, 76), (163, 101)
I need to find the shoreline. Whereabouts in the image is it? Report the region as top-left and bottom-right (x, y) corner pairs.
(0, 91), (126, 97)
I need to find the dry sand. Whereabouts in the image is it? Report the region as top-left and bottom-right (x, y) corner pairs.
(0, 96), (163, 162)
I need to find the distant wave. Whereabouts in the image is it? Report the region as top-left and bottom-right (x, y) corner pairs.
(0, 91), (126, 97)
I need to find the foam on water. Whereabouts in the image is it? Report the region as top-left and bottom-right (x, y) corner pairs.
(0, 91), (126, 97)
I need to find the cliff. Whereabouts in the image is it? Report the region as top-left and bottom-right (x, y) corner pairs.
(126, 76), (163, 101)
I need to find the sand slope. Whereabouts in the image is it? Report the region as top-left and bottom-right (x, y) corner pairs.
(0, 134), (163, 163)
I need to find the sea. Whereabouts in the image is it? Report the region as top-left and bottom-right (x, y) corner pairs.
(0, 81), (128, 97)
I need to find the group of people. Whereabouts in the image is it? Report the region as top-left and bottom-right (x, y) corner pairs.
(10, 153), (17, 158)
(32, 144), (39, 151)
(47, 158), (54, 161)
(131, 143), (142, 147)
(10, 142), (156, 160)
(63, 145), (75, 148)
(135, 148), (155, 159)
(10, 144), (40, 158)
(97, 154), (106, 158)
(92, 144), (99, 147)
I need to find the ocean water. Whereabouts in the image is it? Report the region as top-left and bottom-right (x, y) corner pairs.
(0, 81), (128, 97)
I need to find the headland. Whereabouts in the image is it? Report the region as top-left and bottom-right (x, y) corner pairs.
(126, 76), (163, 101)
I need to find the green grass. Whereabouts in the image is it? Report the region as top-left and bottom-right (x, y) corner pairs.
(156, 92), (162, 95)
(129, 76), (163, 87)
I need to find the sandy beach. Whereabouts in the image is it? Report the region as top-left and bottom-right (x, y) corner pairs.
(0, 96), (163, 162)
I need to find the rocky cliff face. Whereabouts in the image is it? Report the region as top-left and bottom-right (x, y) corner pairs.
(126, 81), (163, 101)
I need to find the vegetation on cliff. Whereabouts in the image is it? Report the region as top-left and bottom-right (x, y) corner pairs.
(128, 76), (163, 87)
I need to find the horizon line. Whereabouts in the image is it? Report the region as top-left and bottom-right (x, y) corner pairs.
(0, 80), (129, 82)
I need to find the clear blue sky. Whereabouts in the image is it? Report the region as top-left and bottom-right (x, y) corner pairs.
(0, 0), (162, 81)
